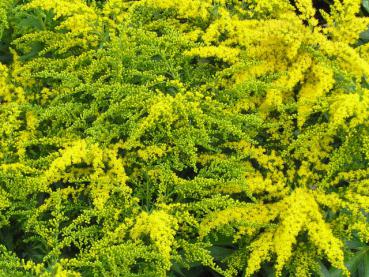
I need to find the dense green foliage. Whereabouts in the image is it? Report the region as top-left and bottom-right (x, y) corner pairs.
(1, 0), (369, 276)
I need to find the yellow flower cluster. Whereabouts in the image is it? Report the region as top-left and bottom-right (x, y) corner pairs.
(321, 0), (369, 44)
(42, 140), (130, 210)
(131, 210), (178, 271)
(185, 46), (241, 64)
(201, 189), (348, 276)
(0, 63), (11, 102)
(245, 231), (274, 276)
(294, 0), (317, 25)
(142, 0), (211, 19)
(1, 0), (369, 275)
(22, 0), (101, 50)
(224, 140), (287, 198)
(297, 62), (335, 127)
(0, 62), (25, 103)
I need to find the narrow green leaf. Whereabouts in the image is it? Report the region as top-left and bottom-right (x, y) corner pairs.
(209, 245), (235, 261)
(346, 247), (369, 275)
(357, 251), (369, 277)
(318, 262), (329, 277)
(363, 0), (369, 13)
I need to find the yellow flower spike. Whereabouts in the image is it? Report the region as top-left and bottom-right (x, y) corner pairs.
(273, 190), (312, 276)
(294, 0), (317, 26)
(137, 144), (167, 162)
(131, 210), (178, 270)
(22, 0), (102, 51)
(321, 0), (369, 44)
(0, 63), (12, 102)
(329, 93), (366, 128)
(199, 204), (277, 239)
(245, 230), (274, 277)
(306, 219), (348, 276)
(139, 0), (212, 20)
(0, 61), (26, 103)
(184, 46), (241, 64)
(297, 62), (335, 127)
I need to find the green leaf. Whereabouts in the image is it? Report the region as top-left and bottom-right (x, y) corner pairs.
(169, 262), (187, 277)
(209, 245), (235, 261)
(363, 0), (369, 13)
(318, 262), (332, 277)
(346, 240), (366, 250)
(348, 247), (369, 277)
(319, 245), (369, 277)
(357, 251), (369, 277)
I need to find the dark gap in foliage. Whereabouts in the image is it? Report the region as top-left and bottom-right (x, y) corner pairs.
(254, 131), (268, 145)
(302, 111), (329, 128)
(331, 136), (343, 149)
(174, 166), (197, 181)
(220, 146), (238, 156)
(179, 266), (224, 277)
(289, 0), (331, 25)
(36, 192), (50, 206)
(0, 222), (22, 252)
(249, 158), (268, 178)
(61, 242), (80, 258)
(336, 179), (349, 189)
(230, 192), (254, 203)
(0, 29), (12, 64)
(0, 220), (46, 263)
(25, 144), (59, 159)
(321, 157), (330, 165)
(50, 180), (87, 192)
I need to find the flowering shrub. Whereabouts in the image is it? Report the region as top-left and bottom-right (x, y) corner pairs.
(1, 0), (369, 276)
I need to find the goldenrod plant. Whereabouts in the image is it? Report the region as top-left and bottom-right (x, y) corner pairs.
(1, 0), (369, 276)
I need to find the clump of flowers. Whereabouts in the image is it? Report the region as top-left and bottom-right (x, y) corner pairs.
(0, 0), (369, 276)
